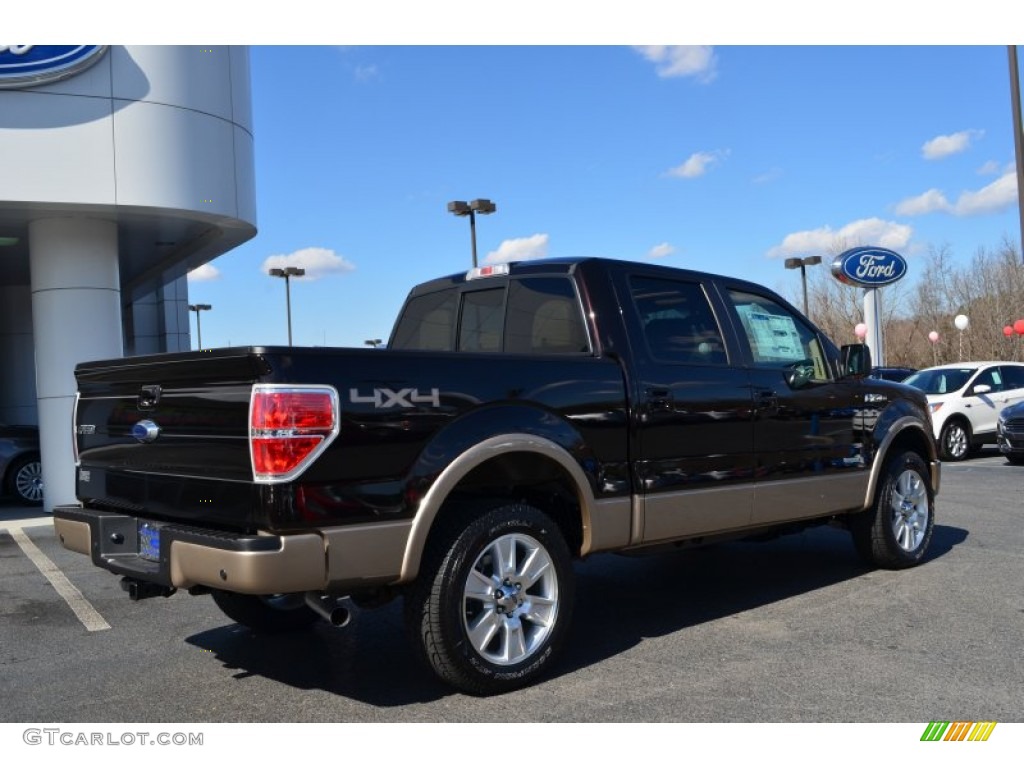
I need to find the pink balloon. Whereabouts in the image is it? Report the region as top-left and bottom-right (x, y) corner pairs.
(1015, 319), (1024, 336)
(1004, 326), (1015, 338)
(928, 331), (939, 343)
(854, 323), (867, 340)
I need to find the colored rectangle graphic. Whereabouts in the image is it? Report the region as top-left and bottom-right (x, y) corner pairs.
(921, 722), (997, 741)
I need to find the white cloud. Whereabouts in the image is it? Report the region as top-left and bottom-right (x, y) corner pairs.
(894, 172), (1018, 217)
(894, 189), (951, 216)
(354, 64), (379, 82)
(187, 263), (220, 282)
(921, 129), (983, 160)
(665, 150), (727, 179)
(261, 247), (356, 280)
(952, 171), (1018, 216)
(634, 46), (717, 82)
(976, 160), (1002, 175)
(647, 242), (676, 259)
(767, 218), (913, 259)
(484, 234), (549, 265)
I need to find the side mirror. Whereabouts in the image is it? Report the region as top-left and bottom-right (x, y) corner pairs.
(840, 344), (871, 378)
(972, 384), (992, 396)
(786, 360), (816, 389)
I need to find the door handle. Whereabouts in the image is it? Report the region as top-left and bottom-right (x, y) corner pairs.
(755, 389), (778, 412)
(646, 388), (673, 412)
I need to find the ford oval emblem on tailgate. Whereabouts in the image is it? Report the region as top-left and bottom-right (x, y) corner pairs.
(132, 420), (161, 443)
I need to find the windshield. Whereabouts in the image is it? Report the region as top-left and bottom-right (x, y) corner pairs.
(903, 367), (976, 395)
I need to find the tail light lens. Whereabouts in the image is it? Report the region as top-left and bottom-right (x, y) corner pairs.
(250, 385), (339, 482)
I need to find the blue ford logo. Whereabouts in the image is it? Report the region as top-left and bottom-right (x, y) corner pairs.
(0, 46), (108, 89)
(131, 420), (161, 444)
(831, 246), (907, 288)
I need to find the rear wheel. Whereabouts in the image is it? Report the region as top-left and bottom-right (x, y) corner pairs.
(852, 450), (934, 569)
(1006, 453), (1024, 466)
(404, 502), (575, 695)
(211, 590), (318, 632)
(939, 419), (971, 461)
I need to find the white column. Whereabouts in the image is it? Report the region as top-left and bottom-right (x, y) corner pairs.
(29, 218), (122, 511)
(863, 287), (885, 368)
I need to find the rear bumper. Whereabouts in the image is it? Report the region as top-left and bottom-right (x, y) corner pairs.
(53, 505), (328, 595)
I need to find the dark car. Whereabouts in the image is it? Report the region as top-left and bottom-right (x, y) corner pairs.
(870, 366), (916, 382)
(1, 424), (43, 504)
(996, 401), (1024, 465)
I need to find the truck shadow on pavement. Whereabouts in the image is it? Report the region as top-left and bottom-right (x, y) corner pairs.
(186, 523), (966, 706)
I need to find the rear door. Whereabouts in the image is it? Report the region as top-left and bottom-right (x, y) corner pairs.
(619, 270), (755, 543)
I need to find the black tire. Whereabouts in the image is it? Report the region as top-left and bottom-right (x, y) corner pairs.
(852, 450), (934, 569)
(1006, 453), (1024, 466)
(211, 590), (319, 633)
(939, 419), (971, 461)
(404, 502), (575, 695)
(6, 454), (43, 505)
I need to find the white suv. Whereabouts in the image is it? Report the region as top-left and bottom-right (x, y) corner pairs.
(903, 362), (1024, 460)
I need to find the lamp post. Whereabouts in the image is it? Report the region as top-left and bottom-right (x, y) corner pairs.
(268, 266), (305, 345)
(188, 303), (211, 349)
(447, 198), (497, 267)
(784, 255), (822, 317)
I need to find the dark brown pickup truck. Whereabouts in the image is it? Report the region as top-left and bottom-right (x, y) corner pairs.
(54, 257), (940, 694)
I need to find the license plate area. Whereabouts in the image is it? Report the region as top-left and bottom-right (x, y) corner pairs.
(138, 522), (161, 561)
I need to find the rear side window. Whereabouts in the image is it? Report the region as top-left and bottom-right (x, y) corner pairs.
(391, 290), (457, 351)
(505, 278), (590, 354)
(1000, 365), (1024, 390)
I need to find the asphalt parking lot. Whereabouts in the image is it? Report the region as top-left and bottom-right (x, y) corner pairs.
(2, 450), (1022, 723)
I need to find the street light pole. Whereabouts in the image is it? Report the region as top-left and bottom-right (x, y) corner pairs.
(268, 266), (305, 345)
(188, 303), (211, 349)
(1009, 46), (1024, 265)
(448, 198), (497, 267)
(784, 256), (822, 317)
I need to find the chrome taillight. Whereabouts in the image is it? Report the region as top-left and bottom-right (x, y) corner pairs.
(249, 385), (339, 483)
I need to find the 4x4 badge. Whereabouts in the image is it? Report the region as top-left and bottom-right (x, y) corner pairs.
(350, 387), (440, 409)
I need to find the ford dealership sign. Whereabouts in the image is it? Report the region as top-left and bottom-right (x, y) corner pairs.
(0, 45), (108, 89)
(830, 246), (907, 288)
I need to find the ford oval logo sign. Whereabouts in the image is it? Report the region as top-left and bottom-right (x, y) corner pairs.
(830, 246), (907, 288)
(131, 420), (161, 444)
(0, 45), (108, 89)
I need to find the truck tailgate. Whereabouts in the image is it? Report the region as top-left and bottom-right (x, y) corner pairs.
(74, 349), (270, 530)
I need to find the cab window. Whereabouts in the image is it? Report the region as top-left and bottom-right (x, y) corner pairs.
(630, 276), (727, 365)
(727, 289), (831, 381)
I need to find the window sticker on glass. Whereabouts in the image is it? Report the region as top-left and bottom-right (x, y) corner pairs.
(735, 304), (804, 362)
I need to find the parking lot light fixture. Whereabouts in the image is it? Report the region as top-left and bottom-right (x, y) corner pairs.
(448, 198), (497, 268)
(784, 255), (822, 317)
(188, 303), (212, 349)
(269, 266), (306, 345)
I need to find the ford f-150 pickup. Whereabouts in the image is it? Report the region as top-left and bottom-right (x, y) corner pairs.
(53, 256), (940, 694)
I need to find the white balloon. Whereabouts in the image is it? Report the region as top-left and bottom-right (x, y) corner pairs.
(954, 314), (969, 331)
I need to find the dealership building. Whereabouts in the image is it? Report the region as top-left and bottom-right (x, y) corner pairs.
(0, 45), (257, 510)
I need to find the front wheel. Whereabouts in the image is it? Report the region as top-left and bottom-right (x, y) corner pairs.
(939, 419), (971, 461)
(7, 455), (43, 505)
(404, 502), (575, 695)
(852, 451), (934, 569)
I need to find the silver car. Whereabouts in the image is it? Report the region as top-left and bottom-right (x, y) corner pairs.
(1, 424), (43, 505)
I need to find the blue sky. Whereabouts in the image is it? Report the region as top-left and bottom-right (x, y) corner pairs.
(183, 44), (1022, 349)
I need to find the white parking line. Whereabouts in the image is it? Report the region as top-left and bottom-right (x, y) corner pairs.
(8, 526), (111, 632)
